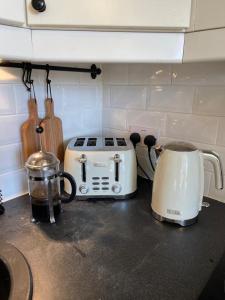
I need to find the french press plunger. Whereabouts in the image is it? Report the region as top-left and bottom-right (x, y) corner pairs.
(25, 128), (76, 223)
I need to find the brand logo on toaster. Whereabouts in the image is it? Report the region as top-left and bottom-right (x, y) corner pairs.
(93, 162), (107, 167)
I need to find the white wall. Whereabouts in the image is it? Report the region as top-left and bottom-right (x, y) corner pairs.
(102, 63), (225, 202)
(0, 66), (102, 201)
(0, 62), (225, 203)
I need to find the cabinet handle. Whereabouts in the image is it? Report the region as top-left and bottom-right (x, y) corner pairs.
(31, 0), (46, 12)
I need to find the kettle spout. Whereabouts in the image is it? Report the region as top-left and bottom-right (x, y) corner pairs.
(202, 150), (224, 190)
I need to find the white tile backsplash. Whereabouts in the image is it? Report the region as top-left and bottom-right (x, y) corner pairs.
(127, 110), (165, 135)
(83, 108), (102, 131)
(193, 86), (225, 116)
(103, 108), (127, 130)
(15, 84), (29, 114)
(217, 118), (225, 147)
(63, 85), (101, 111)
(110, 85), (147, 109)
(0, 169), (27, 201)
(1, 62), (225, 202)
(172, 62), (225, 86)
(103, 64), (128, 85)
(148, 85), (194, 113)
(128, 64), (172, 85)
(209, 174), (225, 203)
(102, 62), (225, 202)
(0, 115), (27, 145)
(165, 113), (218, 144)
(0, 84), (16, 115)
(0, 144), (22, 174)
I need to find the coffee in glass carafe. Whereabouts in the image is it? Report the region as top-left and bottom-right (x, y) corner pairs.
(25, 151), (76, 223)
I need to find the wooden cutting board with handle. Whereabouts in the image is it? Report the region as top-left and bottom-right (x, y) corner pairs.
(21, 98), (41, 162)
(40, 98), (64, 162)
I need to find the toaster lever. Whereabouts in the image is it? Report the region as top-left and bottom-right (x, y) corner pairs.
(114, 154), (121, 182)
(79, 154), (87, 182)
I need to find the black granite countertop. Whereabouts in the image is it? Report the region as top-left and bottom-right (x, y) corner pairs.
(1, 179), (225, 300)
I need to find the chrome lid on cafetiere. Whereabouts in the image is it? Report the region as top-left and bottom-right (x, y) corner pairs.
(25, 151), (59, 171)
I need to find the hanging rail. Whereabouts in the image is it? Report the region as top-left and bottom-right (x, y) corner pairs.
(0, 61), (101, 79)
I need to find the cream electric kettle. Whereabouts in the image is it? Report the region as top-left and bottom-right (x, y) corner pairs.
(151, 142), (224, 226)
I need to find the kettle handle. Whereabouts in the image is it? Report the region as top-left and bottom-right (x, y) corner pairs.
(59, 171), (76, 203)
(202, 150), (224, 190)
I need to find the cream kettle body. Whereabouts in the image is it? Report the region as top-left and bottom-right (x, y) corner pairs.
(151, 142), (224, 226)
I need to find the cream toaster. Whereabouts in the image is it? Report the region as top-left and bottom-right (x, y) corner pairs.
(64, 137), (137, 199)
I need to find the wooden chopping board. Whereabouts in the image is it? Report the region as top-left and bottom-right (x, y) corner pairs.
(40, 98), (64, 162)
(21, 98), (41, 162)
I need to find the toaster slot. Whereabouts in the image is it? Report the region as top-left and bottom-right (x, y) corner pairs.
(87, 138), (97, 146)
(105, 138), (114, 147)
(116, 138), (126, 146)
(79, 154), (87, 182)
(74, 138), (85, 147)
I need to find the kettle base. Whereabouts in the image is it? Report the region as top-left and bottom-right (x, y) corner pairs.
(152, 210), (198, 227)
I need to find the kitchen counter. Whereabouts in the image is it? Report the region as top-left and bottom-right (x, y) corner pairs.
(0, 178), (225, 300)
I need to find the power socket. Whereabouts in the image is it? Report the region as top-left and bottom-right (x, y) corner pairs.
(129, 126), (159, 145)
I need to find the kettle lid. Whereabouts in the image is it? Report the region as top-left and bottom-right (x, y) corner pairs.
(25, 151), (59, 170)
(164, 141), (197, 152)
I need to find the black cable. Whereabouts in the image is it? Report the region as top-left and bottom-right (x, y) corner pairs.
(0, 205), (5, 215)
(148, 148), (155, 171)
(136, 155), (151, 181)
(130, 132), (153, 181)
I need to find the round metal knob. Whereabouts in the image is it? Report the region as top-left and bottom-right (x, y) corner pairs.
(112, 184), (122, 194)
(79, 185), (89, 195)
(31, 0), (46, 12)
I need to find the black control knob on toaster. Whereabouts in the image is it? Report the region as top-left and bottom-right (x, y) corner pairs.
(31, 0), (46, 12)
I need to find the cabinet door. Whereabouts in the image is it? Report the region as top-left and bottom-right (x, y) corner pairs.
(183, 28), (225, 62)
(195, 0), (225, 31)
(31, 30), (184, 63)
(26, 0), (191, 30)
(0, 25), (32, 60)
(0, 0), (26, 26)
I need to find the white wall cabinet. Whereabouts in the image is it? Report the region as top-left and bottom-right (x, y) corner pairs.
(194, 0), (225, 31)
(26, 0), (191, 31)
(184, 28), (225, 62)
(183, 0), (225, 62)
(0, 25), (32, 61)
(31, 30), (184, 63)
(0, 0), (26, 26)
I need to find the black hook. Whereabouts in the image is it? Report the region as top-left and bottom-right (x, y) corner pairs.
(26, 63), (33, 88)
(22, 63), (31, 91)
(25, 63), (36, 100)
(46, 64), (52, 99)
(46, 64), (51, 84)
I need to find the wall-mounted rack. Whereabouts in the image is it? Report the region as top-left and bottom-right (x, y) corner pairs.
(0, 61), (101, 79)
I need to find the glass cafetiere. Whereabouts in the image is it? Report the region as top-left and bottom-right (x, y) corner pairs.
(25, 151), (76, 223)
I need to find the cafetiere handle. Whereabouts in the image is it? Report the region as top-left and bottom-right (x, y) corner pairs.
(59, 172), (76, 203)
